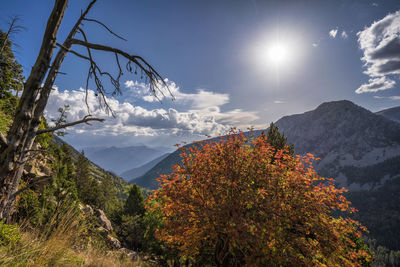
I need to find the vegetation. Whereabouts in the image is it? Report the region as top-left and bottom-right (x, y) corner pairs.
(149, 130), (371, 266)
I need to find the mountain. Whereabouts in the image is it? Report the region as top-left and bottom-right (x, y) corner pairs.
(274, 100), (400, 190)
(131, 100), (400, 250)
(376, 105), (400, 123)
(83, 145), (170, 176)
(133, 100), (400, 191)
(121, 153), (170, 181)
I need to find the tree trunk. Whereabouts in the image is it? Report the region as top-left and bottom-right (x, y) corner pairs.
(0, 0), (68, 221)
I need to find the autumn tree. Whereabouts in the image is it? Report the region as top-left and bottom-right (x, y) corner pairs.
(0, 0), (171, 220)
(149, 131), (371, 266)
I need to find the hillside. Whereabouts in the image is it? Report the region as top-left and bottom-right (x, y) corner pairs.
(53, 136), (129, 199)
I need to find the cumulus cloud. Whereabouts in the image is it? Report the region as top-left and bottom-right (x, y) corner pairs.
(45, 82), (261, 147)
(356, 77), (396, 93)
(357, 10), (400, 93)
(329, 28), (338, 38)
(45, 87), (230, 137)
(124, 79), (229, 109)
(341, 31), (348, 39)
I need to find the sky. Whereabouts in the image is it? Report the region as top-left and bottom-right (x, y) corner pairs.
(1, 0), (400, 150)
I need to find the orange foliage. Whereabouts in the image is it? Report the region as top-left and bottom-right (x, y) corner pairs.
(148, 131), (371, 266)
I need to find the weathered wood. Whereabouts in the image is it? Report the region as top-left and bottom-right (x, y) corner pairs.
(0, 0), (69, 220)
(0, 0), (169, 221)
(36, 116), (104, 135)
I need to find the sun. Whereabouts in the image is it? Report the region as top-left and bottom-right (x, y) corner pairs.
(266, 43), (289, 65)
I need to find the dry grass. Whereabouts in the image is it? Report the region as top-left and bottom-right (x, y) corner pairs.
(0, 208), (146, 266)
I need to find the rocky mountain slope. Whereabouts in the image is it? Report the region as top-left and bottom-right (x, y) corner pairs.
(133, 100), (400, 191)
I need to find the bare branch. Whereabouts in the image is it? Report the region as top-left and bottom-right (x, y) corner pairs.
(0, 132), (7, 147)
(82, 18), (127, 41)
(0, 15), (26, 54)
(36, 116), (104, 135)
(78, 28), (115, 115)
(70, 38), (174, 100)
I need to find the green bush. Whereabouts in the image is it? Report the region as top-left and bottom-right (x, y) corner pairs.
(0, 220), (21, 247)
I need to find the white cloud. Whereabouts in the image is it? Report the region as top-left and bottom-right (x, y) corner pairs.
(124, 79), (229, 109)
(273, 100), (285, 104)
(189, 106), (259, 128)
(357, 10), (400, 93)
(374, 95), (400, 100)
(341, 31), (348, 39)
(372, 3), (378, 7)
(45, 87), (230, 137)
(312, 43), (318, 48)
(329, 28), (338, 38)
(356, 77), (395, 93)
(45, 82), (261, 147)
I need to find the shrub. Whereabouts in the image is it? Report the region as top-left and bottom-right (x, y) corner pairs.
(149, 130), (371, 266)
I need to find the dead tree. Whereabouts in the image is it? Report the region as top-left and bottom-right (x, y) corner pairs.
(0, 0), (171, 221)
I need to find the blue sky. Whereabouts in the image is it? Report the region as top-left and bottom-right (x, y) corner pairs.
(2, 0), (400, 149)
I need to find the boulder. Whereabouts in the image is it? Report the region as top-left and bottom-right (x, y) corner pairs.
(95, 209), (113, 232)
(79, 204), (94, 218)
(106, 234), (121, 249)
(119, 248), (139, 261)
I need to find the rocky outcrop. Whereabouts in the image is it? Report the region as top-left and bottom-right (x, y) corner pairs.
(78, 204), (94, 216)
(118, 248), (139, 260)
(106, 234), (121, 249)
(95, 209), (113, 232)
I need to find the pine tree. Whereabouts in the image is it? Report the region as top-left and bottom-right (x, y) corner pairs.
(74, 151), (91, 202)
(124, 184), (145, 217)
(266, 122), (294, 155)
(0, 30), (24, 99)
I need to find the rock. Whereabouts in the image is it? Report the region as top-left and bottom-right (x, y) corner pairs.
(41, 165), (53, 176)
(84, 204), (94, 216)
(95, 209), (113, 231)
(106, 234), (121, 249)
(118, 248), (139, 260)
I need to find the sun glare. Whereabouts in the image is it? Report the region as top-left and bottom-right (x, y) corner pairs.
(267, 43), (289, 65)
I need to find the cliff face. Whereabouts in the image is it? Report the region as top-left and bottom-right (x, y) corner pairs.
(274, 100), (400, 190)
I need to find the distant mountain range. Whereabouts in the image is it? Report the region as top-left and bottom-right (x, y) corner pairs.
(376, 105), (400, 123)
(120, 153), (170, 181)
(83, 145), (171, 176)
(129, 100), (400, 250)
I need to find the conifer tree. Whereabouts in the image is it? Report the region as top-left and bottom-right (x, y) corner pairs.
(0, 30), (24, 99)
(124, 184), (145, 217)
(74, 151), (91, 202)
(265, 122), (294, 157)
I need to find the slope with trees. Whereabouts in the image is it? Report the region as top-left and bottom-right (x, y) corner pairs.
(0, 0), (171, 221)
